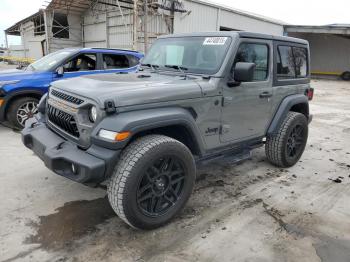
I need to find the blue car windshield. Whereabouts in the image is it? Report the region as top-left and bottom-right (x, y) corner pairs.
(27, 49), (77, 71)
(142, 36), (232, 75)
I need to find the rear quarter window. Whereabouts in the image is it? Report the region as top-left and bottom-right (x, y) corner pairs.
(293, 47), (308, 78)
(276, 45), (308, 79)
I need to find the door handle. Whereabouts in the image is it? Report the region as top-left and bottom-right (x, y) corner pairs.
(259, 92), (272, 98)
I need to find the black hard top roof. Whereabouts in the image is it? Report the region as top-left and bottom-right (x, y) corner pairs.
(159, 31), (308, 45)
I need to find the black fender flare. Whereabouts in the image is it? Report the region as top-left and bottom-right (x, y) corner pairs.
(91, 107), (205, 155)
(267, 94), (309, 136)
(0, 89), (45, 121)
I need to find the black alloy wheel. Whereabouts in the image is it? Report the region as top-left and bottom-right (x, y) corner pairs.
(107, 135), (196, 229)
(265, 112), (308, 167)
(286, 124), (306, 161)
(137, 156), (185, 217)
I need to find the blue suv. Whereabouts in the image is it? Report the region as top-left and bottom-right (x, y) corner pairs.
(0, 48), (143, 128)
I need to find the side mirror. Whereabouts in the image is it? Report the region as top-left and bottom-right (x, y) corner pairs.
(227, 62), (256, 87)
(56, 66), (64, 77)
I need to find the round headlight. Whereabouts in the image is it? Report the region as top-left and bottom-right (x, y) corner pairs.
(89, 106), (97, 122)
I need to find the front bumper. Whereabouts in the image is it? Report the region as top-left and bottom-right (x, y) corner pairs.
(21, 116), (120, 186)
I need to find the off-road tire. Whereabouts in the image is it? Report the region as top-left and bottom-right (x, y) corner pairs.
(107, 134), (196, 229)
(7, 97), (39, 130)
(341, 71), (350, 81)
(265, 112), (308, 168)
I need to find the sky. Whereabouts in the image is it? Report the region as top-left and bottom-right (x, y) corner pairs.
(0, 0), (44, 47)
(1, 0), (350, 47)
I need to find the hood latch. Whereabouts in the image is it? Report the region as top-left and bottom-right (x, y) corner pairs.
(104, 99), (116, 114)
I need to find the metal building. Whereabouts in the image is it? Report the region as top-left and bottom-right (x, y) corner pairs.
(285, 24), (350, 80)
(4, 0), (284, 60)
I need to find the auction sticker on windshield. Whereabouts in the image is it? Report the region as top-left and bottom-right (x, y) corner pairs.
(203, 37), (228, 45)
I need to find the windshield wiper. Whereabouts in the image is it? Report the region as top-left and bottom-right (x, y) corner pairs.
(164, 65), (188, 74)
(141, 63), (159, 71)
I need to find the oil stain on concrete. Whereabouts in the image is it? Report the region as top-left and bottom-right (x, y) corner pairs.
(26, 197), (116, 250)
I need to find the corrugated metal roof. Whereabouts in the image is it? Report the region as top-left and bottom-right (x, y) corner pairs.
(5, 11), (43, 35)
(5, 0), (287, 39)
(186, 0), (286, 26)
(45, 0), (93, 13)
(285, 25), (350, 35)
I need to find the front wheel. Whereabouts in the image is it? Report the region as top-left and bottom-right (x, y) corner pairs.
(7, 97), (39, 129)
(265, 112), (308, 168)
(108, 135), (196, 229)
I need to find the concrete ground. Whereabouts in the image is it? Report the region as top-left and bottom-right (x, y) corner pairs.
(0, 62), (17, 71)
(0, 66), (350, 261)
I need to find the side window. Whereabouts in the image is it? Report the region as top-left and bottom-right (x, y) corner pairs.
(277, 46), (308, 79)
(126, 54), (140, 67)
(103, 54), (130, 69)
(293, 47), (308, 78)
(277, 46), (295, 79)
(62, 53), (96, 72)
(234, 43), (269, 81)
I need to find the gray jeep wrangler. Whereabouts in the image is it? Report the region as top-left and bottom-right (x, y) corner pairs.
(22, 32), (313, 229)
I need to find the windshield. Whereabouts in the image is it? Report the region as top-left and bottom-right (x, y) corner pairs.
(27, 49), (77, 71)
(142, 36), (232, 75)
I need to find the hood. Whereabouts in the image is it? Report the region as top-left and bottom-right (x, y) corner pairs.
(0, 68), (22, 74)
(0, 69), (46, 81)
(51, 72), (205, 108)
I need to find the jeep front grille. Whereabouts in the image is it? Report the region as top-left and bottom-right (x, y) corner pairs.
(51, 89), (84, 105)
(47, 104), (80, 138)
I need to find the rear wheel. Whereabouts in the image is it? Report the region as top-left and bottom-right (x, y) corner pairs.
(7, 97), (39, 129)
(108, 135), (196, 229)
(341, 71), (350, 81)
(265, 112), (308, 167)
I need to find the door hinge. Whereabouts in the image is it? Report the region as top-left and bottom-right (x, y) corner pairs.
(222, 96), (233, 107)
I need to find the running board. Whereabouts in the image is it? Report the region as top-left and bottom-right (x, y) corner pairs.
(196, 150), (252, 167)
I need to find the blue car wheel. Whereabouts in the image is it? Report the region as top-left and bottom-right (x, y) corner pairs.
(7, 97), (39, 129)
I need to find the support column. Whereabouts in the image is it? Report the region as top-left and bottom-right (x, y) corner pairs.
(170, 0), (174, 33)
(133, 0), (138, 50)
(43, 10), (50, 55)
(4, 31), (9, 50)
(106, 12), (109, 48)
(216, 8), (221, 31)
(21, 27), (27, 58)
(144, 0), (148, 53)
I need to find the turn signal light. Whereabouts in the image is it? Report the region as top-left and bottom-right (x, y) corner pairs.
(115, 131), (131, 141)
(98, 129), (131, 141)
